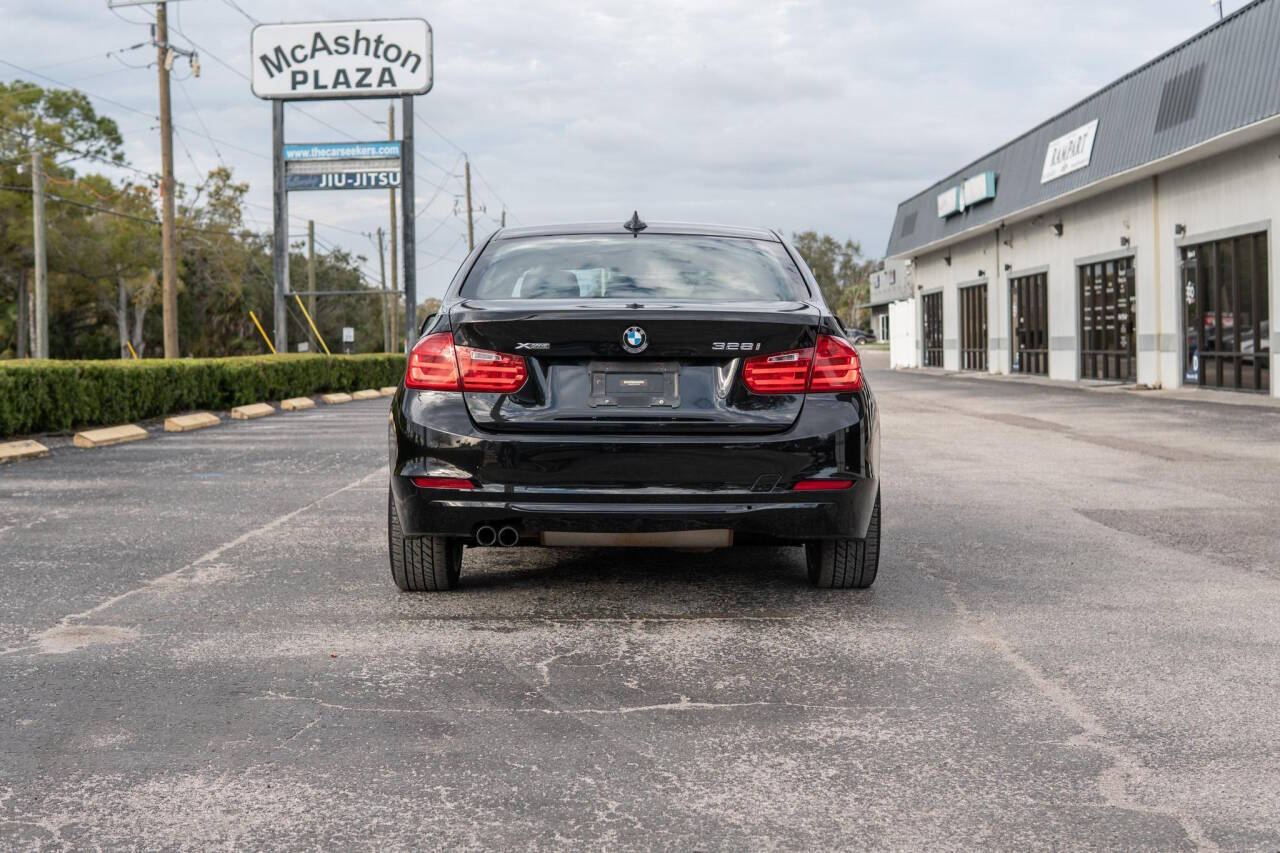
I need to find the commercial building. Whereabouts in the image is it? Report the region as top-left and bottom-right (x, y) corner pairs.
(868, 258), (911, 342)
(884, 0), (1278, 396)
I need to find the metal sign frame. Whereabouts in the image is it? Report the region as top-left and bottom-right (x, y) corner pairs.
(263, 18), (430, 355)
(271, 99), (418, 355)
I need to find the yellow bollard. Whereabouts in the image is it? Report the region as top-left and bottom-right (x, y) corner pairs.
(249, 310), (277, 354)
(293, 293), (331, 356)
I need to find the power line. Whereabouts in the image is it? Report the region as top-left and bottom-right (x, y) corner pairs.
(0, 126), (157, 181)
(220, 0), (258, 24)
(470, 164), (519, 224)
(154, 24), (454, 188)
(418, 233), (467, 264)
(175, 76), (224, 163)
(414, 112), (465, 155)
(0, 183), (249, 237)
(416, 213), (467, 246)
(0, 58), (270, 161)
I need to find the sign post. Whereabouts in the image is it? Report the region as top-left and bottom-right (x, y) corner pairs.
(272, 99), (289, 354)
(401, 96), (416, 353)
(250, 17), (432, 356)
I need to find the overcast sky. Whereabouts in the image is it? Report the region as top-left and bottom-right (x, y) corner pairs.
(2, 0), (1249, 298)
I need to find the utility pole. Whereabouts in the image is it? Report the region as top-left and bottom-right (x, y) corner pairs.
(464, 158), (475, 251)
(156, 1), (179, 358)
(306, 219), (317, 351)
(31, 149), (48, 359)
(377, 227), (391, 352)
(387, 102), (399, 352)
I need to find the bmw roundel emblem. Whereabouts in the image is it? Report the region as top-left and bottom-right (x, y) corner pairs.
(622, 326), (648, 354)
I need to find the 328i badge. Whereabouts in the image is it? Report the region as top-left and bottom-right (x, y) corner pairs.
(387, 215), (881, 591)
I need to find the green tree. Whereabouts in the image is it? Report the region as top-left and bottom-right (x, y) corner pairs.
(790, 231), (876, 330)
(0, 79), (127, 358)
(1, 81), (408, 360)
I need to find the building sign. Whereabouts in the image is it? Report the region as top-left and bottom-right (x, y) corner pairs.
(936, 186), (962, 219)
(283, 140), (402, 191)
(1041, 119), (1099, 183)
(251, 19), (433, 100)
(283, 141), (401, 161)
(962, 171), (995, 207)
(937, 170), (997, 219)
(286, 171), (402, 191)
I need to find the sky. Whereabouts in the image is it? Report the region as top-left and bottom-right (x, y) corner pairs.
(1, 0), (1250, 299)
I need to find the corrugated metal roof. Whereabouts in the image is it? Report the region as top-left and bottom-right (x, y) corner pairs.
(884, 0), (1280, 258)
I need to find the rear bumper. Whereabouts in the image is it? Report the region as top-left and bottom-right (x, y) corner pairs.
(390, 483), (878, 542)
(389, 388), (880, 543)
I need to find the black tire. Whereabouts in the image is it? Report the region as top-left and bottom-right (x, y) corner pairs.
(388, 488), (463, 591)
(806, 491), (880, 589)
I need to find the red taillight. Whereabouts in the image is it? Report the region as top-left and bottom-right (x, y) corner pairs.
(405, 332), (527, 393)
(411, 476), (474, 490)
(809, 334), (862, 392)
(741, 334), (862, 394)
(793, 479), (855, 491)
(406, 332), (460, 390)
(742, 348), (813, 394)
(456, 345), (527, 393)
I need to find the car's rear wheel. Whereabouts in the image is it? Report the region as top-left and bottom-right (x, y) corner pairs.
(806, 491), (880, 589)
(388, 488), (463, 591)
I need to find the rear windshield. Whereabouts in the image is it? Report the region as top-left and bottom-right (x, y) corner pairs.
(460, 234), (809, 301)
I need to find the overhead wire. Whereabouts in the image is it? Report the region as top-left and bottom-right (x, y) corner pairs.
(0, 58), (269, 161)
(0, 183), (251, 237)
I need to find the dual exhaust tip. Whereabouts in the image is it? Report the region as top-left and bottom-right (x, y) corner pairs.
(474, 525), (519, 547)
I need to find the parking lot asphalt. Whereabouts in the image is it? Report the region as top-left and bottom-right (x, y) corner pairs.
(2, 357), (1279, 850)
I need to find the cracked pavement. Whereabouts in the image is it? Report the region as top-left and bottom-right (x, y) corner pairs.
(2, 353), (1279, 849)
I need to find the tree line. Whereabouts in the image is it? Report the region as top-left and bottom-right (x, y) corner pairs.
(1, 80), (418, 361)
(2, 79), (872, 361)
(789, 231), (876, 332)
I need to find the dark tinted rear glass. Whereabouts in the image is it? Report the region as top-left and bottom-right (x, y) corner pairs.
(461, 234), (808, 301)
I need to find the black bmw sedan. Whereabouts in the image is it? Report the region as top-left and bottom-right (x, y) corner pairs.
(387, 216), (881, 591)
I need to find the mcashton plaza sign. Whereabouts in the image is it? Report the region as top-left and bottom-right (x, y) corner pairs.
(250, 19), (433, 100)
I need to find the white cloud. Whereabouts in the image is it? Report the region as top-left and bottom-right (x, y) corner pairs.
(2, 0), (1243, 294)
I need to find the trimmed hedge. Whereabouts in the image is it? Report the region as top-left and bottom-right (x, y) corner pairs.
(0, 354), (406, 437)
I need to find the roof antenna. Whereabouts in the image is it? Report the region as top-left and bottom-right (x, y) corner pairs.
(623, 210), (647, 237)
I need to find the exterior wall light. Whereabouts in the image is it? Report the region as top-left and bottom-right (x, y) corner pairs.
(1174, 223), (1187, 237)
(1051, 222), (1064, 237)
(977, 269), (986, 278)
(1120, 236), (1131, 247)
(1004, 263), (1012, 272)
(943, 251), (952, 267)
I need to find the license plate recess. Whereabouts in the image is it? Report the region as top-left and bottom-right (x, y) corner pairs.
(587, 361), (680, 408)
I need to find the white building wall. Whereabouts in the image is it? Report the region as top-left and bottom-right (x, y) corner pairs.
(1157, 134), (1280, 393)
(888, 299), (919, 368)
(903, 132), (1280, 396)
(912, 237), (997, 372)
(995, 181), (1154, 382)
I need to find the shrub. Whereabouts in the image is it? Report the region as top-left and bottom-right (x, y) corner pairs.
(0, 354), (405, 437)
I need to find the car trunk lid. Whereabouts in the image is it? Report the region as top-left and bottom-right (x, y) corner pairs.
(449, 299), (821, 434)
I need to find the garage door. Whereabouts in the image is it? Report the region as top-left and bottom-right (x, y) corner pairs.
(1182, 232), (1270, 392)
(959, 283), (988, 371)
(922, 291), (944, 367)
(1079, 257), (1135, 382)
(1010, 272), (1048, 375)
